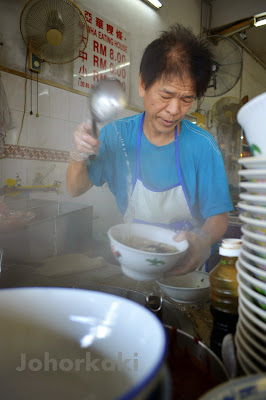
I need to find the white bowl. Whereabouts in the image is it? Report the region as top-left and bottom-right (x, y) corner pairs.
(156, 271), (210, 303)
(239, 192), (266, 205)
(238, 274), (266, 312)
(241, 224), (266, 244)
(239, 212), (266, 237)
(199, 373), (266, 400)
(237, 258), (266, 295)
(238, 168), (266, 182)
(0, 288), (167, 400)
(241, 236), (266, 259)
(235, 330), (264, 373)
(241, 246), (266, 271)
(239, 286), (266, 321)
(237, 92), (266, 156)
(239, 307), (266, 345)
(239, 300), (266, 337)
(240, 181), (266, 194)
(238, 156), (266, 169)
(236, 322), (266, 368)
(107, 223), (188, 281)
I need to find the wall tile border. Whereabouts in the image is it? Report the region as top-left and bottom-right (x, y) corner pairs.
(1, 144), (70, 163)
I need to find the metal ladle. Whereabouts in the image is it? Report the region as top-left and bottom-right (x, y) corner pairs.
(90, 77), (126, 138)
(89, 78), (126, 160)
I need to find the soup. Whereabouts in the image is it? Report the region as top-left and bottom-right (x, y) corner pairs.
(118, 235), (178, 253)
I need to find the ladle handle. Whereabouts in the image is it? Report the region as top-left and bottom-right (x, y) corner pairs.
(89, 118), (98, 161)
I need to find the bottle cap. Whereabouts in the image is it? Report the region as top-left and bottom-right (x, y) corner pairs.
(219, 238), (242, 257)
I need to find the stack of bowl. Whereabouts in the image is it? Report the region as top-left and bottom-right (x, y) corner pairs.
(235, 92), (266, 375)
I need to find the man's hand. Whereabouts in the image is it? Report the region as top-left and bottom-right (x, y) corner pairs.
(70, 121), (101, 162)
(166, 230), (212, 276)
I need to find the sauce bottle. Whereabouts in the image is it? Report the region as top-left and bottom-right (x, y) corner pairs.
(209, 238), (242, 359)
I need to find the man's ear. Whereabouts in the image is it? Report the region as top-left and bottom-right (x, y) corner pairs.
(139, 74), (145, 98)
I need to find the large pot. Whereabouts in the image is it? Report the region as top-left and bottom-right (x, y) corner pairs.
(164, 326), (229, 400)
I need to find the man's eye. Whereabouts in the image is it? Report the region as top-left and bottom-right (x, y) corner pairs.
(183, 98), (195, 104)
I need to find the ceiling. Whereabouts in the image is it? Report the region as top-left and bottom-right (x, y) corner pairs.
(210, 17), (266, 70)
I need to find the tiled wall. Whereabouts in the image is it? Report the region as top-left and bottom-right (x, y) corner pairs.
(0, 71), (135, 233)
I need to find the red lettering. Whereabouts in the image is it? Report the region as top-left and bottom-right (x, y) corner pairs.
(116, 30), (123, 40)
(79, 51), (87, 61)
(96, 17), (104, 30)
(106, 24), (114, 35)
(84, 11), (92, 24)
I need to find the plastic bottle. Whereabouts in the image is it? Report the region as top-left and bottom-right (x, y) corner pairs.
(209, 238), (242, 359)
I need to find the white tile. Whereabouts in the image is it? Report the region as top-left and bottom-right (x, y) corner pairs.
(49, 118), (69, 150)
(4, 74), (26, 112)
(26, 80), (50, 117)
(5, 110), (27, 146)
(69, 92), (85, 123)
(49, 87), (69, 121)
(26, 160), (58, 186)
(26, 114), (50, 148)
(68, 122), (78, 152)
(2, 158), (27, 186)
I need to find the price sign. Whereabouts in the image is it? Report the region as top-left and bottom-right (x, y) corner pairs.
(73, 6), (130, 102)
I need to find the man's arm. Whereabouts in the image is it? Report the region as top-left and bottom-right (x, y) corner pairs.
(170, 212), (229, 275)
(66, 160), (93, 197)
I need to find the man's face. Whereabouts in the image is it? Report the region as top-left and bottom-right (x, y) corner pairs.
(139, 74), (196, 135)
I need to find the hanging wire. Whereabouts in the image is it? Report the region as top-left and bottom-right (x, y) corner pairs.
(36, 71), (39, 117)
(30, 70), (33, 115)
(16, 49), (28, 146)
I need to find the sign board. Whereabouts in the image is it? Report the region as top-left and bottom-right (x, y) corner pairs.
(73, 6), (130, 102)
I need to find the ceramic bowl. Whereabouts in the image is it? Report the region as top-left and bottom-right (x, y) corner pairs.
(241, 224), (266, 245)
(0, 288), (167, 400)
(239, 212), (266, 236)
(156, 271), (210, 303)
(237, 257), (266, 294)
(107, 223), (188, 281)
(241, 235), (266, 259)
(238, 286), (266, 322)
(238, 201), (266, 220)
(239, 298), (266, 334)
(239, 306), (266, 345)
(238, 156), (266, 169)
(241, 246), (266, 271)
(238, 274), (266, 312)
(199, 373), (266, 400)
(237, 92), (266, 156)
(240, 181), (266, 194)
(238, 168), (266, 182)
(239, 192), (266, 206)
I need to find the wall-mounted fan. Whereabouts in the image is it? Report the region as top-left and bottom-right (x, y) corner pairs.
(210, 97), (243, 125)
(20, 0), (88, 64)
(202, 35), (243, 97)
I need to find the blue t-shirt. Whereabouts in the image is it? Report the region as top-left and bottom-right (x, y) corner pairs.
(88, 113), (233, 223)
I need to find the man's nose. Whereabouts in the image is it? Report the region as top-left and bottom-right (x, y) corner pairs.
(166, 98), (181, 115)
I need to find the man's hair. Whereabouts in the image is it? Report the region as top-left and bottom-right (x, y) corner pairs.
(139, 24), (214, 98)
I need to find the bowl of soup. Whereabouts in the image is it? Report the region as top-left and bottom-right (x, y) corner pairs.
(107, 223), (188, 281)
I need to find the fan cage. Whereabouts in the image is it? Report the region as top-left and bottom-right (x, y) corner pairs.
(203, 35), (243, 98)
(20, 0), (88, 64)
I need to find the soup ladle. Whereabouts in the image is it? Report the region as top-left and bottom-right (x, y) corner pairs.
(88, 78), (126, 160)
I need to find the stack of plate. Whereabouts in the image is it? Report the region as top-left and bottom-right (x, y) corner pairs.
(236, 157), (266, 374)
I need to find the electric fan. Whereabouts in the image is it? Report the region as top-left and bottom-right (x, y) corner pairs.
(210, 97), (243, 125)
(20, 0), (88, 64)
(203, 35), (243, 97)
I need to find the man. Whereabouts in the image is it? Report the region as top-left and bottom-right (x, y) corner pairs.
(66, 24), (233, 275)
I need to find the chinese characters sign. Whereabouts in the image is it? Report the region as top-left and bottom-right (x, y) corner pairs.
(73, 6), (130, 101)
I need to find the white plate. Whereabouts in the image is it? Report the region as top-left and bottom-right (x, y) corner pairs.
(239, 297), (266, 332)
(240, 181), (266, 193)
(239, 192), (266, 204)
(238, 168), (266, 180)
(241, 246), (266, 269)
(236, 322), (266, 367)
(238, 319), (266, 356)
(241, 236), (266, 256)
(239, 308), (266, 344)
(239, 212), (266, 227)
(238, 201), (266, 214)
(241, 224), (266, 243)
(237, 259), (266, 295)
(238, 276), (266, 312)
(239, 286), (266, 320)
(199, 372), (266, 400)
(238, 156), (266, 169)
(235, 333), (262, 373)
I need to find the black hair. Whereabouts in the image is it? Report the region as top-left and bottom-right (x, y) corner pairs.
(139, 24), (214, 98)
